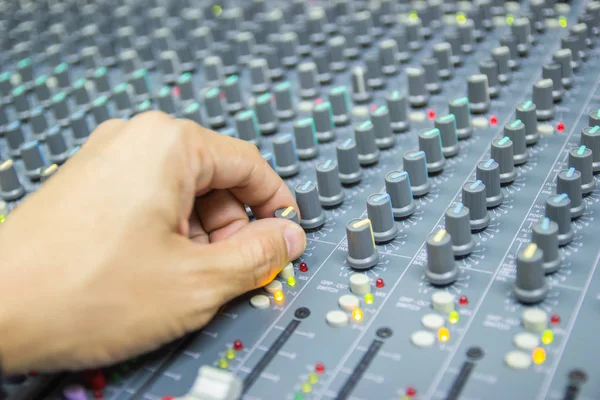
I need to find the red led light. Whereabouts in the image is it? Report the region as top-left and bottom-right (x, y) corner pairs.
(406, 386), (417, 397)
(93, 390), (104, 399)
(161, 397), (175, 400)
(459, 295), (469, 306)
(375, 278), (384, 288)
(557, 122), (565, 132)
(299, 262), (308, 272)
(315, 98), (323, 104)
(219, 91), (226, 99)
(172, 86), (181, 97)
(370, 104), (378, 112)
(315, 362), (325, 374)
(490, 115), (498, 125)
(28, 371), (38, 377)
(550, 314), (561, 325)
(427, 109), (436, 120)
(86, 370), (107, 391)
(233, 339), (244, 351)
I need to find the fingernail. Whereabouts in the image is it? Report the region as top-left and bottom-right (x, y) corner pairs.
(284, 223), (306, 260)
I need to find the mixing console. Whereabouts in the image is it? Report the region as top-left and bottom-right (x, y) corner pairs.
(1, 0), (600, 399)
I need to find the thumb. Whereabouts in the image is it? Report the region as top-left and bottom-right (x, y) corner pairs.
(197, 218), (306, 300)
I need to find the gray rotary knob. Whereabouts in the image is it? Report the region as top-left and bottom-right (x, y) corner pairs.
(511, 17), (532, 56)
(277, 31), (299, 68)
(351, 66), (372, 104)
(12, 85), (30, 119)
(467, 74), (490, 114)
(30, 107), (49, 141)
(329, 36), (347, 72)
(52, 92), (71, 127)
(379, 39), (399, 75)
(386, 90), (410, 133)
(545, 194), (574, 246)
(312, 101), (335, 143)
(296, 181), (326, 230)
(385, 170), (416, 219)
(223, 74), (244, 114)
(561, 36), (581, 71)
(183, 102), (203, 126)
(130, 69), (152, 102)
(262, 152), (276, 171)
(275, 206), (300, 225)
(435, 114), (459, 157)
(249, 58), (271, 94)
(516, 100), (539, 146)
(533, 79), (554, 121)
(0, 160), (25, 201)
(71, 111), (90, 146)
(365, 51), (385, 90)
(367, 193), (399, 243)
(458, 19), (475, 54)
(444, 30), (463, 67)
(316, 160), (344, 207)
(513, 243), (548, 304)
(479, 59), (499, 99)
(589, 110), (600, 128)
(157, 86), (176, 115)
(298, 62), (320, 99)
(568, 146), (596, 195)
(46, 126), (71, 165)
(72, 78), (92, 107)
(542, 63), (564, 103)
(552, 49), (574, 89)
(204, 88), (227, 129)
(504, 120), (529, 165)
(580, 125), (600, 173)
(371, 106), (395, 149)
(235, 110), (260, 147)
(433, 42), (454, 79)
(313, 49), (332, 85)
(407, 67), (429, 108)
(21, 140), (47, 180)
(293, 118), (319, 160)
(491, 137), (517, 184)
(476, 159), (504, 208)
(462, 180), (490, 231)
(336, 139), (363, 185)
(492, 46), (511, 84)
(273, 134), (299, 178)
(273, 81), (296, 121)
(531, 218), (561, 274)
(5, 121), (25, 158)
(346, 218), (379, 270)
(500, 34), (520, 70)
(403, 150), (431, 197)
(418, 128), (445, 173)
(445, 203), (475, 257)
(329, 86), (351, 126)
(556, 168), (585, 219)
(449, 97), (473, 139)
(34, 75), (52, 106)
(405, 17), (423, 51)
(426, 229), (458, 286)
(254, 93), (278, 135)
(354, 121), (380, 166)
(422, 57), (441, 94)
(235, 31), (255, 65)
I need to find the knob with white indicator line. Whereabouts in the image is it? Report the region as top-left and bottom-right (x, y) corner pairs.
(21, 140), (47, 180)
(336, 139), (362, 185)
(462, 180), (490, 231)
(545, 194), (574, 246)
(516, 100), (539, 146)
(445, 203), (475, 257)
(467, 74), (490, 114)
(273, 82), (296, 121)
(346, 218), (379, 270)
(533, 79), (554, 121)
(449, 97), (472, 140)
(407, 67), (429, 108)
(316, 160), (344, 207)
(0, 160), (25, 201)
(293, 118), (319, 160)
(354, 121), (380, 166)
(418, 128), (445, 174)
(426, 229), (458, 286)
(568, 146), (596, 195)
(272, 134), (299, 178)
(351, 66), (372, 104)
(476, 159), (503, 208)
(367, 193), (399, 244)
(312, 101), (335, 143)
(491, 137), (517, 185)
(235, 110), (260, 147)
(371, 106), (395, 149)
(385, 170), (416, 219)
(254, 93), (278, 135)
(296, 181), (326, 230)
(531, 218), (561, 274)
(504, 120), (529, 165)
(435, 114), (459, 158)
(514, 243), (548, 304)
(557, 168), (585, 219)
(580, 126), (600, 173)
(329, 86), (351, 126)
(403, 150), (431, 197)
(387, 90), (410, 133)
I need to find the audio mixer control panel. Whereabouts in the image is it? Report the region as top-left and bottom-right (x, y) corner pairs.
(1, 0), (600, 399)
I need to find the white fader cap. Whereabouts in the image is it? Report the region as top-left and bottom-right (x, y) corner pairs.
(183, 365), (243, 400)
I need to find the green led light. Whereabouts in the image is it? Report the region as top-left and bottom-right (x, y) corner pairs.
(506, 14), (515, 25)
(212, 5), (223, 16)
(559, 16), (568, 28)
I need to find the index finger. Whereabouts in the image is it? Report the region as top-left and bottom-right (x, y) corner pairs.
(178, 119), (299, 220)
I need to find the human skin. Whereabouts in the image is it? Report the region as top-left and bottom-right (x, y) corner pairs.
(0, 111), (306, 373)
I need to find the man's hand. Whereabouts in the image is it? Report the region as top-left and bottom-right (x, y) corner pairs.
(0, 111), (306, 373)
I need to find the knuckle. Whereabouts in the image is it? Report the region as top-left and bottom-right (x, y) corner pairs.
(131, 110), (174, 126)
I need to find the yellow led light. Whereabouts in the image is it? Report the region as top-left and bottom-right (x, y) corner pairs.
(226, 348), (236, 360)
(438, 327), (450, 342)
(287, 276), (297, 287)
(217, 358), (228, 369)
(433, 229), (447, 243)
(301, 383), (312, 393)
(409, 11), (419, 20)
(541, 329), (554, 345)
(274, 290), (285, 303)
(506, 14), (515, 25)
(559, 16), (568, 28)
(364, 293), (374, 305)
(524, 243), (538, 259)
(448, 311), (460, 324)
(308, 372), (319, 384)
(0, 215), (5, 224)
(282, 206), (295, 217)
(532, 347), (546, 364)
(456, 13), (466, 24)
(352, 308), (364, 322)
(212, 5), (223, 17)
(400, 397), (410, 400)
